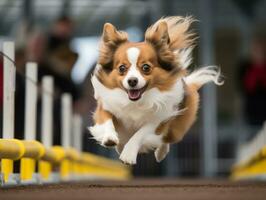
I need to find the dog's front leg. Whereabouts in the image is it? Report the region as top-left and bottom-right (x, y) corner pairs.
(119, 123), (160, 165)
(89, 102), (119, 147)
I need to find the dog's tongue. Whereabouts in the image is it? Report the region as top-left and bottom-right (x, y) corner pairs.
(128, 89), (141, 101)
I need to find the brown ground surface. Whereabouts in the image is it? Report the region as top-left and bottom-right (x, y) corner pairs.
(0, 179), (266, 200)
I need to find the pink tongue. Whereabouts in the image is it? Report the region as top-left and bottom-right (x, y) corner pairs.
(128, 90), (141, 100)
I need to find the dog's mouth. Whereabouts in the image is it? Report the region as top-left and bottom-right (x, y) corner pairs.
(127, 85), (147, 101)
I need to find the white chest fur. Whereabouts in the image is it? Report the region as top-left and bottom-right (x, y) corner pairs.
(91, 75), (185, 139)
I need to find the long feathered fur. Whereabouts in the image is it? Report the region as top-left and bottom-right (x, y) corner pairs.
(145, 16), (196, 51)
(145, 16), (196, 70)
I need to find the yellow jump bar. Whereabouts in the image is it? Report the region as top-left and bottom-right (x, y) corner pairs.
(0, 139), (25, 160)
(1, 138), (131, 184)
(20, 140), (45, 182)
(0, 139), (25, 183)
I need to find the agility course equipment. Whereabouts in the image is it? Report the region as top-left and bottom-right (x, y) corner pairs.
(231, 123), (266, 180)
(0, 41), (130, 186)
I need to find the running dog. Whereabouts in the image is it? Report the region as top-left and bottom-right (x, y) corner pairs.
(89, 16), (223, 165)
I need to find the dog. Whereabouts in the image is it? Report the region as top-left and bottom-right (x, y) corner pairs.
(89, 16), (223, 165)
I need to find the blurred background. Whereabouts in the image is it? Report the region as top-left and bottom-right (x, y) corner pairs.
(0, 0), (266, 178)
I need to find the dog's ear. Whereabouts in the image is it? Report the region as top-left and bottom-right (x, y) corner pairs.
(102, 23), (127, 44)
(102, 23), (115, 41)
(145, 17), (195, 72)
(145, 21), (175, 71)
(99, 23), (128, 73)
(145, 21), (170, 48)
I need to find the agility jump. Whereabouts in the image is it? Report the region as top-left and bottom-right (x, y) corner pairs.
(0, 41), (130, 186)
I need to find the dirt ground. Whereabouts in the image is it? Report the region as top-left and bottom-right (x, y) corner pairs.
(0, 179), (266, 200)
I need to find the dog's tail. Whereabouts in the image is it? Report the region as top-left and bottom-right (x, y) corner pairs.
(184, 66), (224, 90)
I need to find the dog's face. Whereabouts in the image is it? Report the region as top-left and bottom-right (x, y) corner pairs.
(96, 18), (193, 102)
(113, 43), (156, 101)
(109, 42), (181, 101)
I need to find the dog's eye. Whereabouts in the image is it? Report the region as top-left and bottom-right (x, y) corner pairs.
(118, 65), (127, 74)
(142, 64), (151, 74)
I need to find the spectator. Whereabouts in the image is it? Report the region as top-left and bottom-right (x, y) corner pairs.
(238, 35), (266, 128)
(26, 16), (80, 145)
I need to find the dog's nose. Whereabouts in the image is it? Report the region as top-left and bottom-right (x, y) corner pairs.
(128, 77), (138, 87)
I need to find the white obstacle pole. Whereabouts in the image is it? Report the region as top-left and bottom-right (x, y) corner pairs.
(61, 93), (72, 148)
(72, 115), (82, 152)
(21, 63), (38, 184)
(3, 42), (15, 139)
(39, 76), (54, 183)
(1, 41), (17, 184)
(24, 62), (38, 140)
(60, 94), (72, 180)
(41, 76), (54, 148)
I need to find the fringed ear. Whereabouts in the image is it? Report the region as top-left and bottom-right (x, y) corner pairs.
(163, 16), (195, 50)
(145, 21), (170, 48)
(102, 23), (128, 45)
(145, 21), (176, 71)
(99, 23), (128, 73)
(145, 16), (196, 71)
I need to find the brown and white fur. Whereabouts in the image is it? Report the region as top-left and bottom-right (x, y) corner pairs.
(89, 16), (223, 165)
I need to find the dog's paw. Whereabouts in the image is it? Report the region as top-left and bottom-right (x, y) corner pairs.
(88, 125), (104, 142)
(101, 133), (119, 147)
(154, 144), (169, 162)
(89, 124), (119, 147)
(119, 145), (137, 165)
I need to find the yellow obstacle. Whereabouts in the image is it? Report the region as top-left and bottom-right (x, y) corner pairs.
(38, 146), (65, 181)
(0, 139), (25, 183)
(80, 152), (131, 180)
(60, 148), (79, 180)
(20, 140), (45, 182)
(1, 138), (131, 185)
(39, 146), (131, 181)
(231, 146), (266, 180)
(51, 146), (70, 180)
